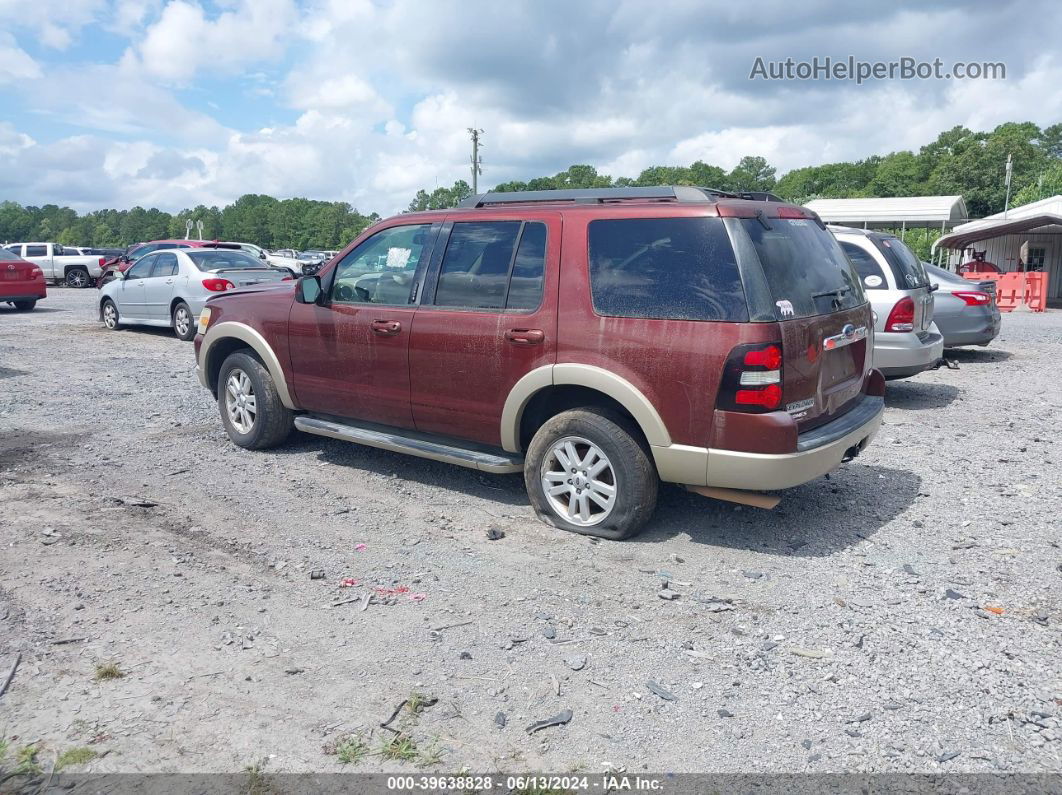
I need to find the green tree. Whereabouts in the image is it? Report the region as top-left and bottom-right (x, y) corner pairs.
(870, 151), (929, 197)
(1011, 161), (1062, 207)
(728, 156), (777, 192)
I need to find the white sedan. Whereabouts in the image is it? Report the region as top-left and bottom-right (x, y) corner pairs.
(98, 247), (292, 341)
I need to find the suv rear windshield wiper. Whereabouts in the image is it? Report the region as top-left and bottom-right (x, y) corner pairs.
(812, 285), (851, 300)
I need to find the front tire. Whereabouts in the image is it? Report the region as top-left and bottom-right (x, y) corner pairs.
(13, 300), (36, 312)
(524, 408), (658, 540)
(66, 268), (90, 288)
(101, 299), (120, 329)
(172, 301), (195, 341)
(218, 351), (293, 450)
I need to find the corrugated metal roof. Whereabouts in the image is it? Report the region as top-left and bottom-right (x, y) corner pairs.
(803, 196), (968, 225)
(935, 195), (1062, 250)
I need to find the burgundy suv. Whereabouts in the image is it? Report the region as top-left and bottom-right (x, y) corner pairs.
(194, 187), (884, 539)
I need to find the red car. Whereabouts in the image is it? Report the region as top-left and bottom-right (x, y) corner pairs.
(0, 247), (46, 311)
(194, 186), (885, 539)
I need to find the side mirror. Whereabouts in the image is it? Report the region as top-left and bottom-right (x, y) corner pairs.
(295, 275), (323, 304)
(259, 252), (267, 260)
(929, 283), (940, 293)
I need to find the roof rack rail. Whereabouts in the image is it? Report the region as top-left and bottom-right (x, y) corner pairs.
(457, 186), (784, 209)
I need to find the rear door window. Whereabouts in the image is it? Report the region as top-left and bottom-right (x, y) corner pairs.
(588, 217), (746, 321)
(431, 221), (547, 311)
(740, 218), (864, 318)
(151, 252), (178, 277)
(434, 222), (520, 309)
(25, 245), (47, 257)
(874, 236), (929, 289)
(840, 241), (888, 289)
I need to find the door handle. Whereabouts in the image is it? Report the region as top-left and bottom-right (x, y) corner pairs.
(165, 279), (174, 284)
(371, 319), (402, 336)
(505, 328), (544, 345)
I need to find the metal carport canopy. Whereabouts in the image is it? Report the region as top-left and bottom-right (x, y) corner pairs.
(803, 196), (968, 228)
(934, 213), (1062, 250)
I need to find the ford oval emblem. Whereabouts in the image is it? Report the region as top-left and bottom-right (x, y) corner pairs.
(842, 323), (855, 338)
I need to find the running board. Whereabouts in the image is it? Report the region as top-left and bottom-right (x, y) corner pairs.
(294, 416), (524, 474)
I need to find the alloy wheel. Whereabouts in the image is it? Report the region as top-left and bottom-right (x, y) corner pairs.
(103, 302), (118, 329)
(540, 436), (617, 526)
(225, 368), (257, 434)
(174, 306), (190, 337)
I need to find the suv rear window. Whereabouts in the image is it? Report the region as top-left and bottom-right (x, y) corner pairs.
(874, 236), (929, 289)
(740, 219), (864, 318)
(588, 217), (746, 322)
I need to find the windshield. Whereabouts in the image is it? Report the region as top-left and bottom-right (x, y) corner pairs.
(187, 250), (269, 270)
(740, 218), (865, 319)
(873, 236), (929, 289)
(0, 248), (21, 261)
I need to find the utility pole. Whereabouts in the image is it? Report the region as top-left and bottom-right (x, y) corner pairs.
(468, 127), (484, 193)
(1003, 153), (1013, 218)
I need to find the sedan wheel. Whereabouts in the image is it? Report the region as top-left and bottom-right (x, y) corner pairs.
(102, 300), (119, 329)
(225, 368), (257, 434)
(540, 436), (617, 527)
(172, 303), (195, 341)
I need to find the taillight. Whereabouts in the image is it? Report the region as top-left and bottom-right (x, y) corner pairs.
(884, 296), (915, 332)
(202, 278), (235, 292)
(717, 342), (784, 413)
(952, 290), (990, 306)
(98, 257), (105, 267)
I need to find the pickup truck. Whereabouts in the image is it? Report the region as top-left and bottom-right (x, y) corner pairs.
(3, 242), (106, 288)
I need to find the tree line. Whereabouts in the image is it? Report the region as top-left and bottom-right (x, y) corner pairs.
(2, 121), (1059, 251)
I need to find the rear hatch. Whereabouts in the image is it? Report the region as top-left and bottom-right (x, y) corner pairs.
(874, 236), (934, 330)
(736, 211), (872, 431)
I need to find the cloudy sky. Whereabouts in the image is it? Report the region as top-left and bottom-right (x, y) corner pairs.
(0, 0), (1059, 215)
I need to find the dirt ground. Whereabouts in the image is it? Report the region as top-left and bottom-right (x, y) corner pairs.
(0, 289), (1060, 777)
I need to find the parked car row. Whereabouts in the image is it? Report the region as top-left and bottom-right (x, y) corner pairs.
(2, 242), (108, 287)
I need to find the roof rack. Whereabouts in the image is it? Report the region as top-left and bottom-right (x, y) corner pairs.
(457, 186), (784, 209)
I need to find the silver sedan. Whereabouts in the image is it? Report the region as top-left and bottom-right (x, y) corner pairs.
(923, 262), (1002, 348)
(98, 248), (292, 341)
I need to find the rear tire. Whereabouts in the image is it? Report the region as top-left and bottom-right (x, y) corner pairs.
(65, 268), (90, 288)
(13, 300), (36, 312)
(524, 407), (657, 540)
(172, 301), (196, 341)
(217, 351), (293, 450)
(101, 299), (121, 329)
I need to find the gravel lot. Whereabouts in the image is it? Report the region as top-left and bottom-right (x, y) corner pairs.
(0, 288), (1059, 776)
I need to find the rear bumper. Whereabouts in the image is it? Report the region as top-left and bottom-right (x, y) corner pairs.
(652, 394), (884, 491)
(937, 311), (1001, 347)
(875, 329), (944, 378)
(1, 286), (47, 301)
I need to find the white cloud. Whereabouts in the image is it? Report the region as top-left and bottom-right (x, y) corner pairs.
(0, 33), (42, 83)
(0, 0), (104, 49)
(129, 0), (296, 84)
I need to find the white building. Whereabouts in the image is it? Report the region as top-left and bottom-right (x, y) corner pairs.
(935, 195), (1062, 303)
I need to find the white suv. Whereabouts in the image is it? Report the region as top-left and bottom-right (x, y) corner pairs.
(830, 226), (944, 380)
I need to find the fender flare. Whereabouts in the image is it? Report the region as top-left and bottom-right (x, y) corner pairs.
(500, 363), (672, 452)
(199, 321), (297, 410)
